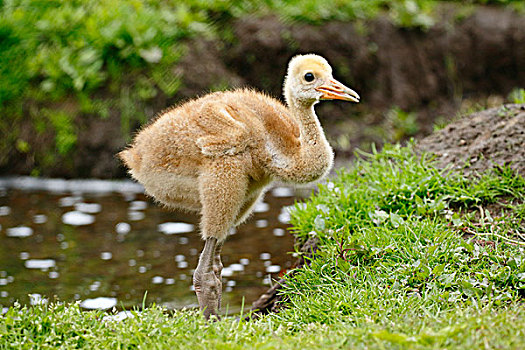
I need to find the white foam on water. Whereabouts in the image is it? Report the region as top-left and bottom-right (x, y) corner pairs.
(253, 201), (270, 213)
(115, 222), (131, 234)
(62, 211), (95, 226)
(152, 276), (164, 284)
(273, 228), (286, 237)
(229, 264), (244, 272)
(255, 219), (268, 228)
(75, 202), (102, 214)
(89, 281), (101, 292)
(266, 265), (281, 273)
(100, 252), (112, 260)
(0, 206), (11, 216)
(271, 186), (294, 197)
(33, 214), (48, 224)
(226, 280), (236, 287)
(0, 177), (144, 194)
(222, 267), (233, 277)
(259, 252), (271, 260)
(278, 210), (291, 224)
(6, 226), (33, 238)
(59, 196), (82, 207)
(128, 211), (145, 221)
(80, 297), (117, 310)
(25, 259), (56, 270)
(129, 201), (147, 211)
(157, 222), (194, 235)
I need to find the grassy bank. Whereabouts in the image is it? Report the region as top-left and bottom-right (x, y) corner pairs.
(1, 144), (524, 349)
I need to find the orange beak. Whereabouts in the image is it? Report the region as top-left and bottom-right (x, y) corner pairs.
(316, 79), (360, 102)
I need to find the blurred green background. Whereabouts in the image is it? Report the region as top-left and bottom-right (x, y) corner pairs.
(0, 0), (524, 178)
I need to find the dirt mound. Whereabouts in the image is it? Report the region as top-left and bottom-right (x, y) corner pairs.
(416, 104), (525, 176)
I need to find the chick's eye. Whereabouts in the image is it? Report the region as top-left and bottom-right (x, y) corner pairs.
(304, 72), (315, 82)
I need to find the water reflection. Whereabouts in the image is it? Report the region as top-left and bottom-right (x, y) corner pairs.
(0, 177), (311, 313)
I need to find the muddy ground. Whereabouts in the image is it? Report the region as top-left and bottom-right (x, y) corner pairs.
(417, 104), (525, 176)
(1, 5), (524, 178)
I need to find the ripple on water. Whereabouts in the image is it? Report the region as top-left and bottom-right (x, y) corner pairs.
(157, 222), (194, 235)
(62, 211), (95, 226)
(6, 226), (33, 238)
(25, 259), (56, 270)
(80, 297), (117, 310)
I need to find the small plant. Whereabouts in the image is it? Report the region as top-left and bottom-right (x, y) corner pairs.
(386, 106), (420, 141)
(508, 87), (525, 104)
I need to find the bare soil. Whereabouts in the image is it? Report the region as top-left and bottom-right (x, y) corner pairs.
(416, 104), (525, 176)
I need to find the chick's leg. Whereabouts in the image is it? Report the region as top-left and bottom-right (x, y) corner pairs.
(193, 158), (247, 319)
(193, 237), (221, 319)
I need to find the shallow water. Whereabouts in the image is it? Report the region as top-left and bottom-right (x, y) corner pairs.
(0, 177), (310, 313)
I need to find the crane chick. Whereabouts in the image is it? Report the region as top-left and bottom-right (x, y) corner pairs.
(119, 54), (360, 319)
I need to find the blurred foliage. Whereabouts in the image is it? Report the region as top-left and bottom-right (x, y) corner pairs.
(0, 0), (522, 168)
(508, 88), (525, 104)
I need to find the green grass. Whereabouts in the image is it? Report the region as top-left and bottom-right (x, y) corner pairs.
(1, 143), (524, 349)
